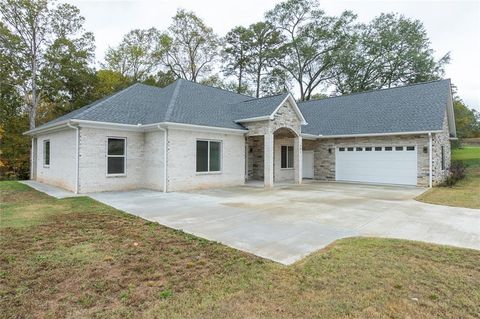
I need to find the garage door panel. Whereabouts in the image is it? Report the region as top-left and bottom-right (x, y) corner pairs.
(336, 147), (417, 186)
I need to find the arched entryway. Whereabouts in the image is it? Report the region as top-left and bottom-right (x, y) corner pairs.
(246, 126), (302, 187)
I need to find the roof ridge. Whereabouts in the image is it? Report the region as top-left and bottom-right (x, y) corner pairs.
(299, 79), (450, 105)
(240, 92), (288, 103)
(179, 78), (254, 99)
(164, 79), (183, 121)
(77, 84), (140, 119)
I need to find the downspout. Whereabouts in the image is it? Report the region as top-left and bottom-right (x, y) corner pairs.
(428, 132), (433, 188)
(157, 125), (168, 193)
(30, 138), (35, 180)
(67, 122), (80, 194)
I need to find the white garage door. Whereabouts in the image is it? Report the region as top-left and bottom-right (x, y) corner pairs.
(335, 145), (417, 186)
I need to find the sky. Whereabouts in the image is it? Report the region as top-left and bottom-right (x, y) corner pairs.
(68, 0), (480, 111)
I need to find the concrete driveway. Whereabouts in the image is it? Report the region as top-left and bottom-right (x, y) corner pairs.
(88, 182), (480, 264)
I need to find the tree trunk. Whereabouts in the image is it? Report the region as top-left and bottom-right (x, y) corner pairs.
(238, 67), (243, 94)
(29, 54), (38, 129)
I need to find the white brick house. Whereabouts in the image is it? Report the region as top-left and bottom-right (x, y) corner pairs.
(25, 79), (456, 193)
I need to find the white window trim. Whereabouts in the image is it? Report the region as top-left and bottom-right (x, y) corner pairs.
(106, 137), (127, 177)
(196, 139), (222, 174)
(281, 145), (294, 169)
(43, 139), (50, 168)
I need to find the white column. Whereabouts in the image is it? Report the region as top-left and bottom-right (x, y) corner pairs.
(264, 132), (274, 188)
(294, 135), (302, 184)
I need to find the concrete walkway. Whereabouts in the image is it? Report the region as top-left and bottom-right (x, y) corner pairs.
(86, 182), (480, 265)
(20, 180), (79, 199)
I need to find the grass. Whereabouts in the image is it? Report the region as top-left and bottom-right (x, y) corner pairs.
(416, 147), (480, 209)
(1, 182), (480, 318)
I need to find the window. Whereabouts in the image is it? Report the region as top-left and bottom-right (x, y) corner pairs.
(196, 140), (221, 172)
(339, 147), (345, 152)
(365, 147), (372, 151)
(43, 140), (50, 167)
(347, 147), (354, 151)
(441, 146), (445, 170)
(406, 146), (415, 151)
(281, 146), (294, 169)
(395, 146), (404, 151)
(375, 147), (382, 151)
(385, 146), (393, 151)
(356, 147), (363, 151)
(107, 138), (126, 175)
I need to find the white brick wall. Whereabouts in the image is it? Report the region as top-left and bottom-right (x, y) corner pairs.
(166, 128), (245, 191)
(35, 128), (77, 192)
(78, 128), (145, 193)
(144, 130), (165, 191)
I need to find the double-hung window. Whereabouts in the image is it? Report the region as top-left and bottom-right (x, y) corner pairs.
(196, 140), (221, 173)
(107, 137), (126, 175)
(281, 145), (294, 169)
(43, 140), (50, 167)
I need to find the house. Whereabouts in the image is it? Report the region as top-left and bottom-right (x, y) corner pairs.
(24, 79), (456, 193)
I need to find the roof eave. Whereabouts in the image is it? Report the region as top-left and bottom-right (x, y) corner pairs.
(316, 130), (443, 139)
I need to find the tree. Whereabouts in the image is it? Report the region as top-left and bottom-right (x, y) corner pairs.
(453, 97), (480, 139)
(222, 26), (251, 94)
(0, 41), (29, 179)
(244, 21), (283, 98)
(160, 9), (219, 82)
(104, 28), (162, 81)
(142, 70), (176, 88)
(332, 13), (450, 94)
(0, 0), (95, 129)
(266, 0), (356, 101)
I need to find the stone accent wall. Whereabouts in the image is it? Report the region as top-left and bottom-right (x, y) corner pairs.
(246, 136), (264, 180)
(306, 135), (432, 187)
(243, 100), (302, 136)
(431, 112), (452, 185)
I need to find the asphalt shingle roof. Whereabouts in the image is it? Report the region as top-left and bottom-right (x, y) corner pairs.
(35, 78), (451, 136)
(299, 79), (451, 136)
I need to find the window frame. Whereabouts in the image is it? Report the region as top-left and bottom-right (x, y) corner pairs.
(196, 139), (222, 174)
(280, 145), (294, 169)
(43, 139), (50, 167)
(106, 137), (127, 177)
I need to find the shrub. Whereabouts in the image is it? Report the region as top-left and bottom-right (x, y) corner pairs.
(442, 161), (466, 187)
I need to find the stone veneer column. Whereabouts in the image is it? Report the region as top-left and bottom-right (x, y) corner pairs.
(264, 132), (274, 188)
(294, 135), (302, 184)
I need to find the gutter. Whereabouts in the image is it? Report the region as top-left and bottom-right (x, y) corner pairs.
(317, 130), (442, 139)
(157, 125), (168, 193)
(428, 132), (433, 188)
(67, 122), (80, 194)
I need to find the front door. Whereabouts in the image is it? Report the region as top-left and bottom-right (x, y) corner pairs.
(302, 150), (314, 179)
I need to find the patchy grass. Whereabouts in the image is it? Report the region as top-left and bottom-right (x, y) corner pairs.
(1, 182), (479, 318)
(417, 147), (480, 209)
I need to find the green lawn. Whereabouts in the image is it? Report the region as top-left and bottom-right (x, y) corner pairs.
(1, 182), (479, 318)
(416, 147), (480, 209)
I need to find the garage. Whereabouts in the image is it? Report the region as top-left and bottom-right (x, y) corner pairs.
(335, 145), (417, 186)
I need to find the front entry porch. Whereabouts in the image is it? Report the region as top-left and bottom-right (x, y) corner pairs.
(245, 127), (302, 187)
